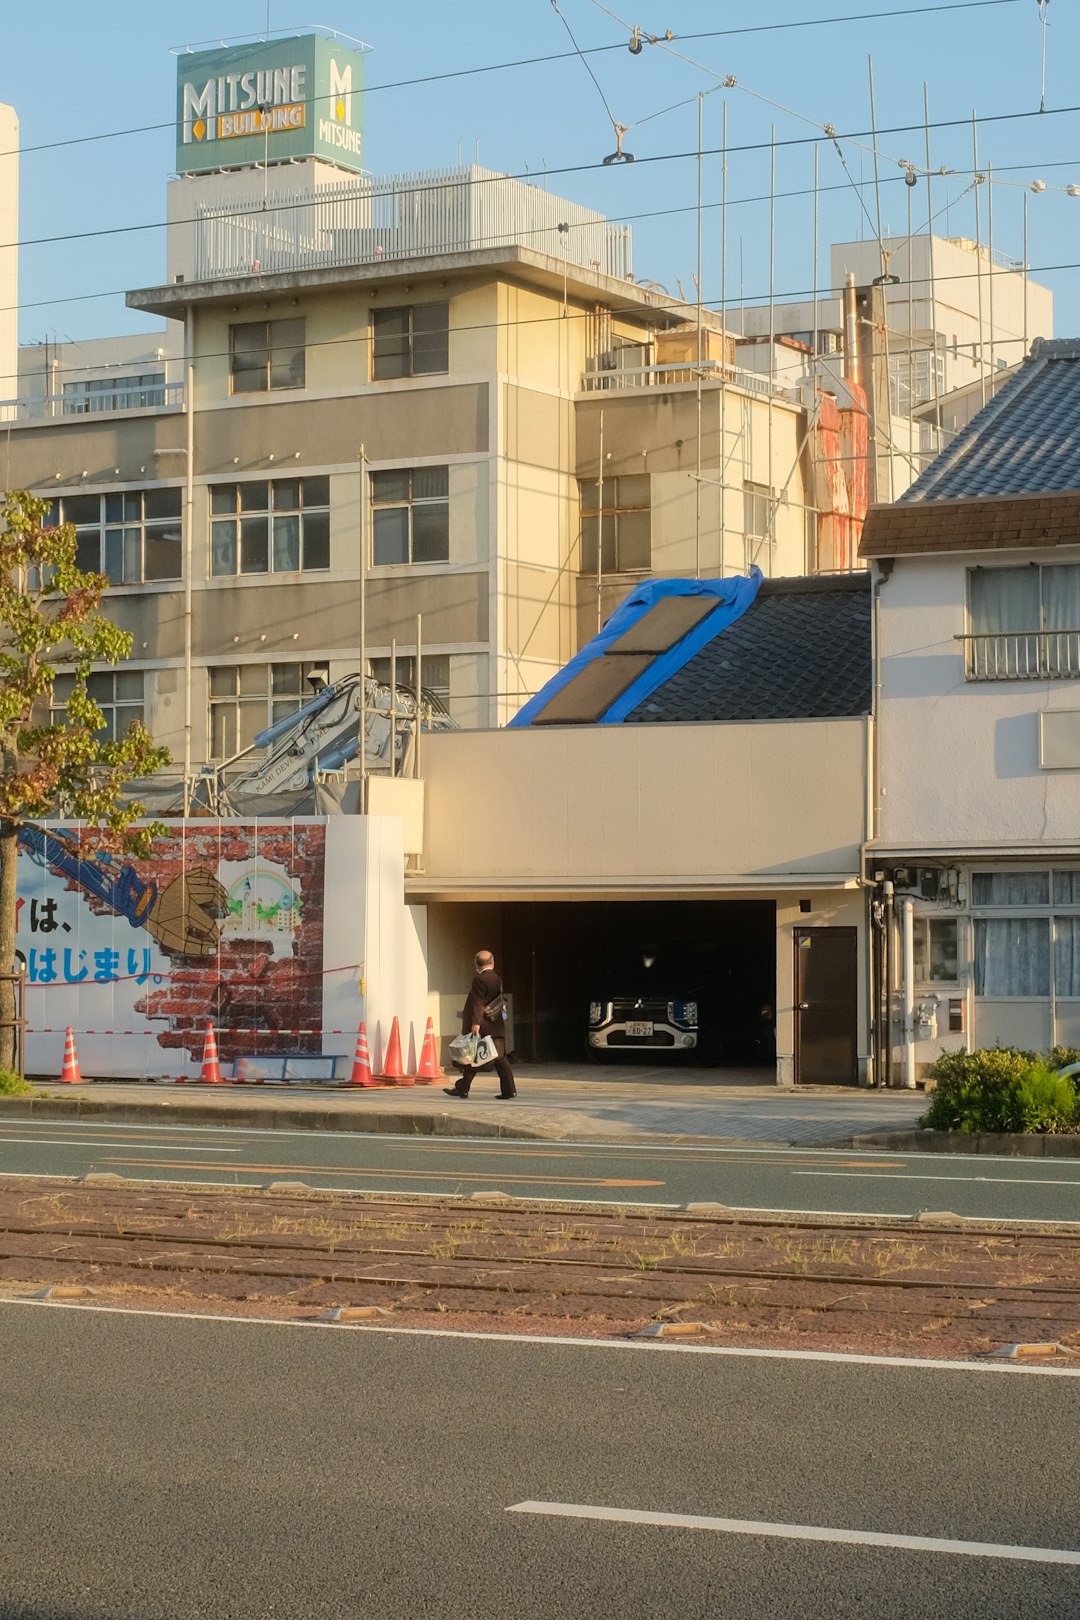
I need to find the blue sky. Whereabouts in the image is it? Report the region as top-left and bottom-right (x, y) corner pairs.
(2, 0), (1078, 349)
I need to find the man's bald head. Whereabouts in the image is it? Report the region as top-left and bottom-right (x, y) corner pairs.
(475, 950), (494, 971)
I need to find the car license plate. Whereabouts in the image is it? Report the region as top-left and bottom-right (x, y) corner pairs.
(625, 1021), (653, 1037)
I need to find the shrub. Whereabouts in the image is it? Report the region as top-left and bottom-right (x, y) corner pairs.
(923, 1047), (1079, 1134)
(0, 1067), (33, 1096)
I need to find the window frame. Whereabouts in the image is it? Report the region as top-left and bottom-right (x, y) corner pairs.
(228, 317), (306, 395)
(209, 477), (331, 579)
(369, 467), (450, 567)
(370, 303), (450, 381)
(965, 562), (1080, 682)
(44, 491), (182, 586)
(207, 662), (320, 760)
(578, 474), (651, 575)
(50, 669), (145, 742)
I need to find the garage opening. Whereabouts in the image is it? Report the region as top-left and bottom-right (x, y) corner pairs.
(498, 899), (776, 1066)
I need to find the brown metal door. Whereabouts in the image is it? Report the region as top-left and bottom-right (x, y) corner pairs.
(794, 927), (858, 1084)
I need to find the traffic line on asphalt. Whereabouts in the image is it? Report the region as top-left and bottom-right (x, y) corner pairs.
(505, 1501), (1080, 1565)
(795, 1170), (1080, 1187)
(99, 1156), (665, 1187)
(0, 1137), (242, 1153)
(3, 1295), (1080, 1375)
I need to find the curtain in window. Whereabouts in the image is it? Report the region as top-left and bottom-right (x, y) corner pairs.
(1040, 565), (1080, 676)
(968, 568), (1039, 677)
(971, 871), (1049, 907)
(973, 918), (1050, 996)
(1055, 918), (1080, 998)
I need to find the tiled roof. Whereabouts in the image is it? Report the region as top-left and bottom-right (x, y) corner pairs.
(860, 489), (1080, 559)
(623, 573), (871, 724)
(901, 337), (1080, 503)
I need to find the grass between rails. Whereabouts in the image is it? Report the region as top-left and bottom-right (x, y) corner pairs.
(2, 1180), (1080, 1360)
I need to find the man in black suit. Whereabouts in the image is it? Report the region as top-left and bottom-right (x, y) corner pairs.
(444, 949), (517, 1099)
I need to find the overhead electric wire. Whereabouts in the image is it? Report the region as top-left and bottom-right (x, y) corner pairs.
(0, 0), (1029, 163)
(4, 95), (1080, 260)
(0, 250), (1068, 397)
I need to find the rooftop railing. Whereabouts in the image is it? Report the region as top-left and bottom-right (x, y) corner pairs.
(0, 381), (183, 422)
(580, 359), (802, 404)
(193, 165), (632, 282)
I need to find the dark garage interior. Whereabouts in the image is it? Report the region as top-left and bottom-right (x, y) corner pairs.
(499, 899), (776, 1065)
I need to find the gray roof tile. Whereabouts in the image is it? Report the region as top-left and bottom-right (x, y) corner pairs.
(902, 338), (1080, 503)
(624, 574), (871, 724)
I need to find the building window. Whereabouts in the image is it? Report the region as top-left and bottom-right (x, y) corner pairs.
(369, 654), (451, 700)
(913, 917), (959, 984)
(45, 491), (182, 584)
(744, 482), (777, 557)
(210, 478), (330, 577)
(208, 663), (317, 759)
(579, 475), (650, 573)
(371, 303), (449, 380)
(967, 564), (1080, 680)
(51, 670), (144, 741)
(370, 468), (449, 565)
(229, 318), (305, 394)
(62, 374), (166, 415)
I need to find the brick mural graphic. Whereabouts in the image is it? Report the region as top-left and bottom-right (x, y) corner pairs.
(16, 819), (358, 1078)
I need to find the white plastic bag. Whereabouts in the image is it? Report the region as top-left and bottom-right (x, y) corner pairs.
(449, 1033), (498, 1069)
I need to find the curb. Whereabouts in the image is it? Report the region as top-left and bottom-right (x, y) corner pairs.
(851, 1128), (1080, 1157)
(0, 1094), (557, 1143)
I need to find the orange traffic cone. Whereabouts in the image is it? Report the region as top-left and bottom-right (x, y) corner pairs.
(377, 1016), (414, 1086)
(59, 1026), (83, 1084)
(199, 1022), (223, 1084)
(415, 1017), (445, 1083)
(347, 1023), (375, 1087)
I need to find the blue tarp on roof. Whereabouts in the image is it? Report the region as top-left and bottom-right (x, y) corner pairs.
(509, 569), (763, 727)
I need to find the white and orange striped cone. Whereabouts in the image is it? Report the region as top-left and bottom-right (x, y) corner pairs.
(415, 1018), (445, 1083)
(199, 1022), (223, 1084)
(58, 1026), (83, 1084)
(347, 1023), (375, 1087)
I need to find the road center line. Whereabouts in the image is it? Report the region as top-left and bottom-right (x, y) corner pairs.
(0, 1137), (242, 1153)
(506, 1501), (1080, 1565)
(795, 1170), (1080, 1187)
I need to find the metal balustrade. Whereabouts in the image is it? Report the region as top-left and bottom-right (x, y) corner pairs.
(0, 382), (183, 422)
(961, 631), (1080, 680)
(193, 165), (632, 282)
(580, 359), (801, 404)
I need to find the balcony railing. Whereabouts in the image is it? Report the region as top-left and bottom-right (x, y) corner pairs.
(580, 360), (800, 404)
(0, 382), (184, 422)
(961, 631), (1080, 681)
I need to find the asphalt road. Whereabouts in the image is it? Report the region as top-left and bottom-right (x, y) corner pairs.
(1, 1302), (1078, 1619)
(2, 1117), (1080, 1221)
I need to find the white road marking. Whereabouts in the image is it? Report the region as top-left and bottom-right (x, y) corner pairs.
(0, 1137), (241, 1153)
(796, 1170), (1080, 1187)
(506, 1501), (1080, 1565)
(2, 1296), (1080, 1374)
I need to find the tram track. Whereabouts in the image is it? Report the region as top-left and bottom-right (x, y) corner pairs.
(3, 1178), (1080, 1357)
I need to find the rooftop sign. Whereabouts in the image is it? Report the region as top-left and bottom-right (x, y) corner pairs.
(175, 35), (366, 176)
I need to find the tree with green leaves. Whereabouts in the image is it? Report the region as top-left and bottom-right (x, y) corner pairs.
(0, 490), (171, 1071)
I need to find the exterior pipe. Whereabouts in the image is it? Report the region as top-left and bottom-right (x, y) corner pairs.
(842, 271), (859, 384)
(882, 880), (894, 1089)
(901, 896), (917, 1089)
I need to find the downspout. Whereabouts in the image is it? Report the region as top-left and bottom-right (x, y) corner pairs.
(882, 879), (894, 1089)
(183, 305), (194, 813)
(901, 896), (917, 1089)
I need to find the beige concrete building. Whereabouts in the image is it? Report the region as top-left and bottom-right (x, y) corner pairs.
(0, 104), (17, 424)
(3, 164), (824, 791)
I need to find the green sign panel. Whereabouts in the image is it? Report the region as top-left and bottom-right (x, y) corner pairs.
(176, 35), (365, 176)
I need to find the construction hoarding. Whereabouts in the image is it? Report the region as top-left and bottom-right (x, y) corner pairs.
(17, 816), (425, 1081)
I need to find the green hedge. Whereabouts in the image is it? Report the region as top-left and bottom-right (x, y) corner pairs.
(923, 1047), (1080, 1134)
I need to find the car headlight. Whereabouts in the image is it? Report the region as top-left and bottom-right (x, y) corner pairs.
(671, 1000), (698, 1027)
(588, 1001), (603, 1025)
(683, 1001), (698, 1026)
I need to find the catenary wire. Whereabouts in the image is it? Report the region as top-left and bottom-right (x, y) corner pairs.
(4, 97), (1080, 260)
(0, 0), (1027, 163)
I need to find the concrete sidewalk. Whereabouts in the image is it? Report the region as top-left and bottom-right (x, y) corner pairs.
(1, 1063), (929, 1148)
